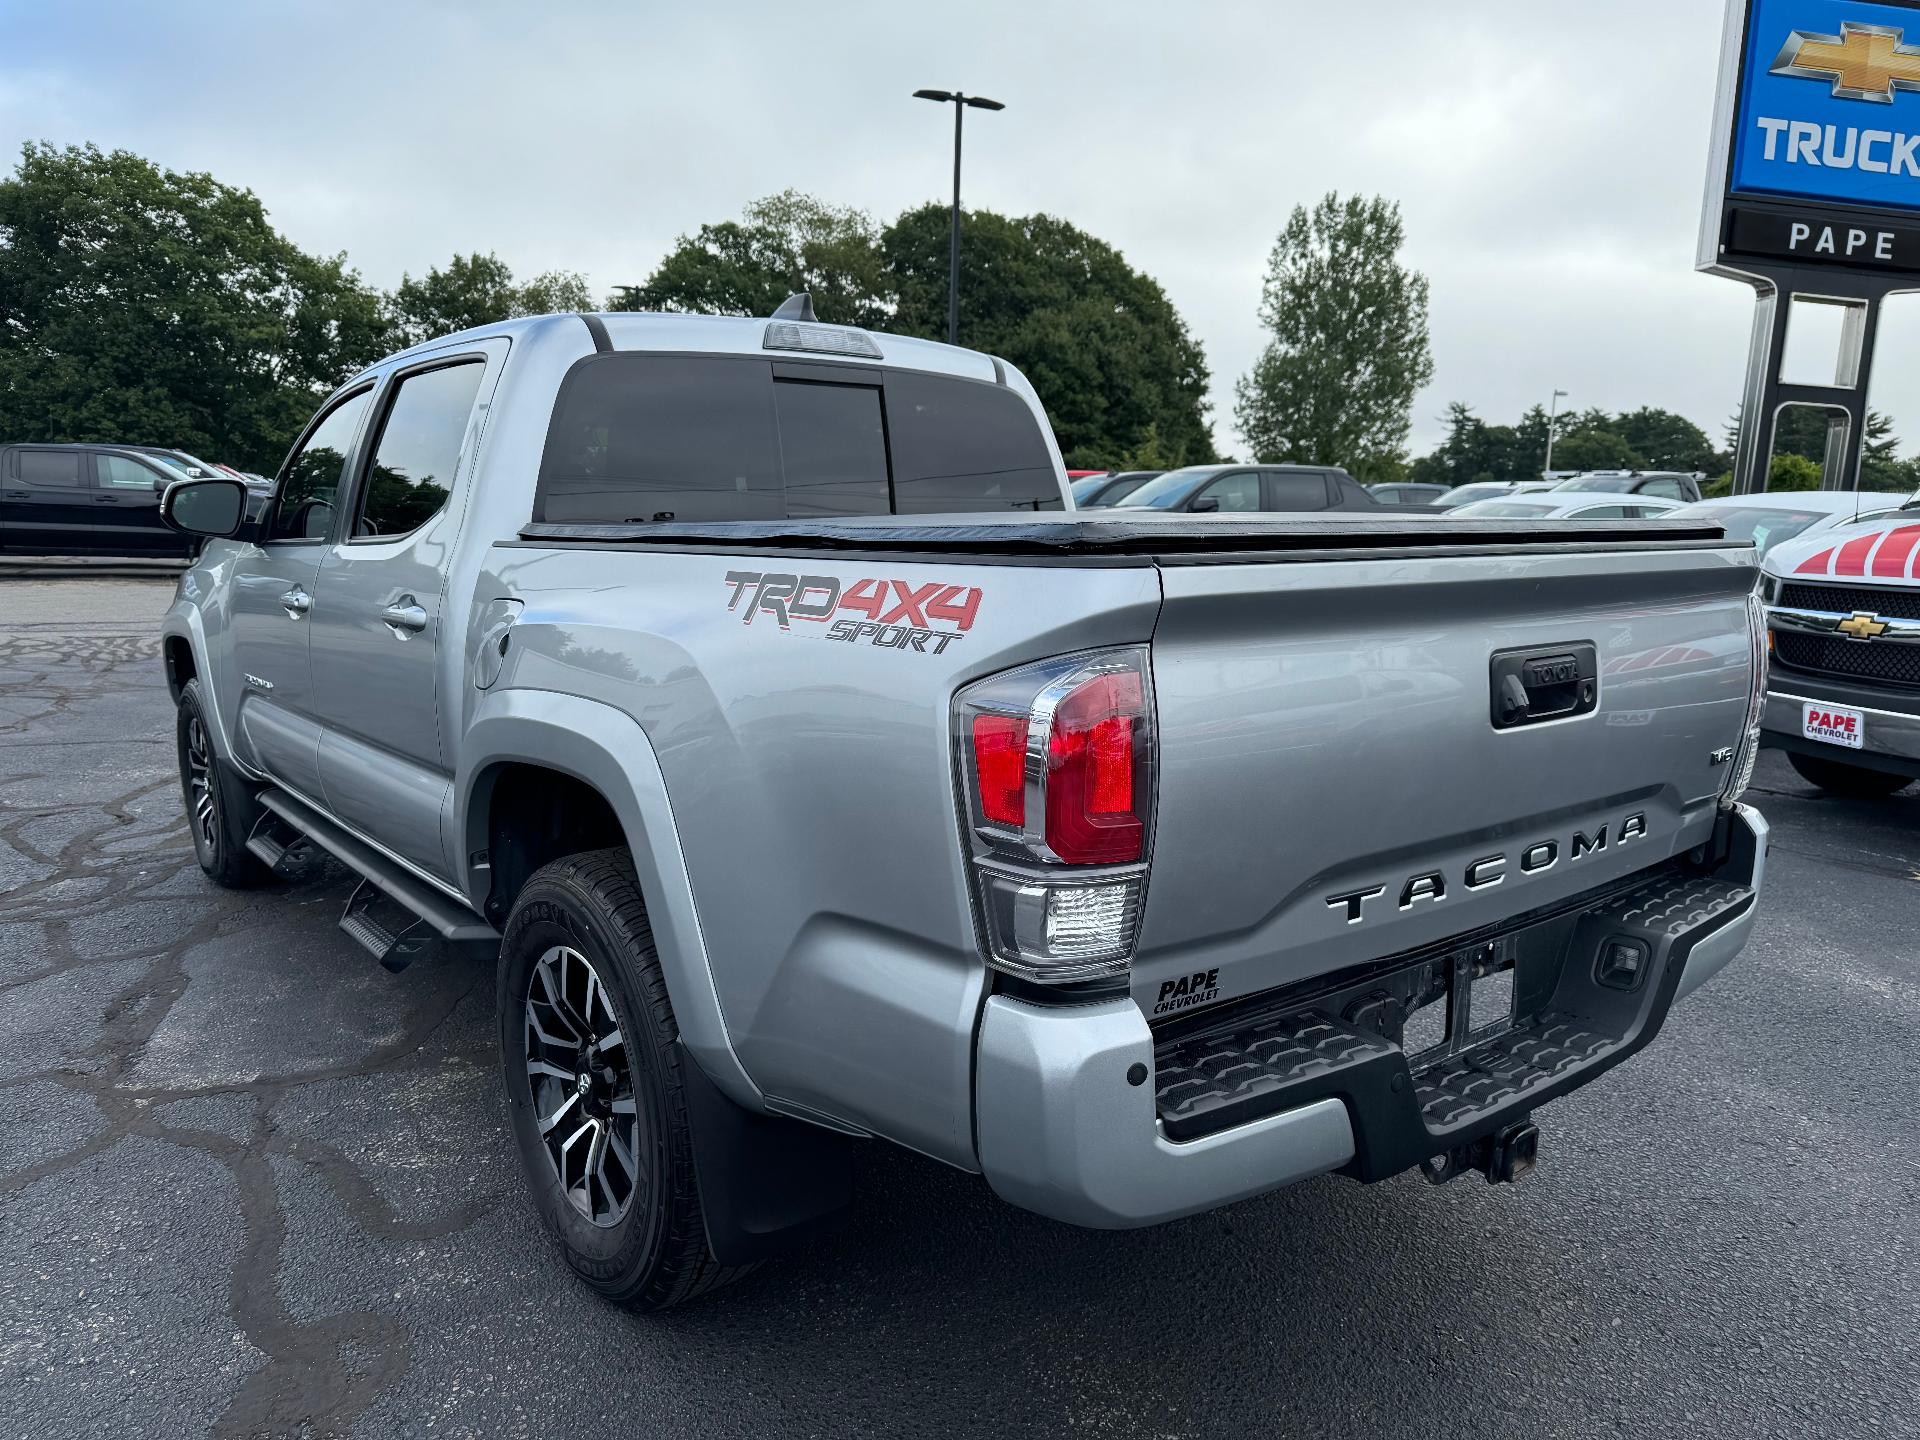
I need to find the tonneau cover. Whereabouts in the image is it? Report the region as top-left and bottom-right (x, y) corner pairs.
(518, 512), (1731, 557)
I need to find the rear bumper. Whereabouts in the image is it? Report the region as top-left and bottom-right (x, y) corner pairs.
(1762, 687), (1920, 779)
(975, 804), (1767, 1229)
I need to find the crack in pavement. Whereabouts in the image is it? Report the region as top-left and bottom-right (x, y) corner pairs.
(0, 623), (495, 1438)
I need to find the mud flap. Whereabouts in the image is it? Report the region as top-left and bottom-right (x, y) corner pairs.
(677, 1042), (856, 1264)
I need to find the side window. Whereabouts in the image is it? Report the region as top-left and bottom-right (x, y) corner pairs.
(1197, 471), (1262, 511)
(18, 450), (84, 487)
(1640, 478), (1685, 500)
(1266, 472), (1332, 510)
(353, 361), (486, 540)
(269, 390), (374, 542)
(1576, 505), (1631, 519)
(97, 454), (159, 490)
(772, 380), (890, 518)
(537, 354), (782, 525)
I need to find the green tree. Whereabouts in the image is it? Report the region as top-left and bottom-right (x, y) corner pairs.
(627, 192), (1217, 470)
(619, 189), (892, 328)
(1233, 194), (1433, 480)
(387, 252), (594, 348)
(1611, 407), (1719, 473)
(1768, 453), (1823, 491)
(0, 142), (387, 471)
(884, 205), (1216, 469)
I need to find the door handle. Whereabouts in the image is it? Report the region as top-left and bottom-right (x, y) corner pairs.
(93, 494), (120, 504)
(2, 490), (27, 500)
(280, 586), (312, 619)
(381, 599), (429, 636)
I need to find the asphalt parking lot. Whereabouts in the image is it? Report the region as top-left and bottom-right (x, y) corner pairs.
(2, 572), (1917, 1440)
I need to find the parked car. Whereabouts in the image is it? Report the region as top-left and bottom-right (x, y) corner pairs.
(1665, 490), (1914, 558)
(1552, 471), (1703, 503)
(1430, 481), (1558, 509)
(0, 442), (201, 557)
(1758, 503), (1920, 797)
(1112, 464), (1430, 513)
(158, 306), (1768, 1310)
(1071, 471), (1163, 507)
(1367, 482), (1448, 505)
(1451, 493), (1684, 521)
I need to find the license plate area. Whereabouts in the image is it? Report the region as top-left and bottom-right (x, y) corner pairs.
(1394, 941), (1519, 1072)
(1803, 700), (1866, 750)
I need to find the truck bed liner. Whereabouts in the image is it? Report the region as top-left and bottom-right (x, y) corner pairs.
(517, 513), (1731, 560)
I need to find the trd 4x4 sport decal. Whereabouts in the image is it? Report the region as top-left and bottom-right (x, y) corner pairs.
(723, 570), (983, 654)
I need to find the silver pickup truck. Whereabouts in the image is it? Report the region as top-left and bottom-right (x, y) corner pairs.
(158, 306), (1770, 1310)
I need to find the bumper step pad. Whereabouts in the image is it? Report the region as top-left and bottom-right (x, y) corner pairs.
(1152, 867), (1754, 1179)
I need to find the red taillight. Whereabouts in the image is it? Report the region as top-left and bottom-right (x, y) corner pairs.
(972, 714), (1029, 827)
(1045, 671), (1145, 864)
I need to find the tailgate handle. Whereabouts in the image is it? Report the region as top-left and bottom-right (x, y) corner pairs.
(1490, 643), (1597, 729)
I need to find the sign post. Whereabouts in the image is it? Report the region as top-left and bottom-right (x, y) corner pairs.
(1701, 0), (1920, 492)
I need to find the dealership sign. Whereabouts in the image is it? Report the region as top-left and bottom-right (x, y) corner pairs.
(1703, 0), (1920, 273)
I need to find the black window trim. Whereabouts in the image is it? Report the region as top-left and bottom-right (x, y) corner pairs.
(534, 348), (1062, 526)
(337, 353), (491, 547)
(261, 382), (379, 548)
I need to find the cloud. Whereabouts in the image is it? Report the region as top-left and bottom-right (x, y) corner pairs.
(4, 0), (1904, 458)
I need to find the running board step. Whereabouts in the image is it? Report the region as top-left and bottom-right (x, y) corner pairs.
(245, 810), (310, 875)
(341, 878), (433, 972)
(254, 787), (499, 971)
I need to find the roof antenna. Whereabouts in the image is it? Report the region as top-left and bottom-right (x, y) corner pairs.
(771, 292), (816, 322)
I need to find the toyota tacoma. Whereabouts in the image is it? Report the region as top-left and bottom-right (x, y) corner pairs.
(157, 303), (1770, 1309)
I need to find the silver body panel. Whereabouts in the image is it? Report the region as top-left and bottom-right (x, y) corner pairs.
(163, 312), (1767, 1220)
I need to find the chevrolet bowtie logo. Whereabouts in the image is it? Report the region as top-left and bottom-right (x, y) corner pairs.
(1837, 611), (1890, 639)
(1773, 22), (1920, 103)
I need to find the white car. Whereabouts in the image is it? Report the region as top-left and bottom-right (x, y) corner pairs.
(1430, 480), (1558, 509)
(1664, 490), (1915, 559)
(1449, 493), (1684, 521)
(1760, 501), (1920, 797)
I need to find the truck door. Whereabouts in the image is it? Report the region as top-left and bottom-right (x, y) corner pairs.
(224, 386), (376, 800)
(2, 448), (97, 555)
(309, 346), (499, 880)
(92, 452), (192, 556)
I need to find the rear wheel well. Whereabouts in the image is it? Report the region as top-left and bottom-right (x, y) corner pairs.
(164, 637), (196, 703)
(481, 764), (627, 923)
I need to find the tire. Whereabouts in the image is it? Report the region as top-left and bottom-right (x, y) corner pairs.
(176, 678), (272, 888)
(498, 848), (752, 1311)
(1787, 750), (1916, 798)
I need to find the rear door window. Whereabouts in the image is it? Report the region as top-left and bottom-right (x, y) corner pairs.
(18, 450), (85, 487)
(536, 355), (1063, 523)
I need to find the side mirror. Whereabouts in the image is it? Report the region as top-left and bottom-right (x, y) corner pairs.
(161, 477), (248, 538)
(1189, 496), (1221, 514)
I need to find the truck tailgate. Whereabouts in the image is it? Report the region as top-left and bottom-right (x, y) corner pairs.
(1135, 542), (1758, 1020)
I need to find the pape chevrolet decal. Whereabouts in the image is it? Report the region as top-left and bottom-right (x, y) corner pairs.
(723, 570), (983, 653)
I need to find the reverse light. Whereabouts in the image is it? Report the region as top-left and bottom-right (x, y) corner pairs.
(955, 648), (1156, 984)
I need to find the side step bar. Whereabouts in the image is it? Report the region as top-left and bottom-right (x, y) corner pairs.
(253, 787), (500, 970)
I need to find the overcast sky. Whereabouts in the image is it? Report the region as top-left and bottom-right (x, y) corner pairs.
(7, 0), (1920, 459)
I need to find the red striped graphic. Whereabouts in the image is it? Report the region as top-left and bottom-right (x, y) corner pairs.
(1834, 533), (1878, 576)
(1794, 546), (1836, 576)
(1869, 524), (1920, 579)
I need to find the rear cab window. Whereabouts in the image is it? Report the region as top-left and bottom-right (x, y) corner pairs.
(535, 353), (1062, 524)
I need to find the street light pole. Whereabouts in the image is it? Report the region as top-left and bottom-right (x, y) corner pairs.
(1544, 388), (1569, 476)
(913, 88), (1005, 346)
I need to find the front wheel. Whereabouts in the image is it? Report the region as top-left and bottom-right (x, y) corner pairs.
(176, 679), (271, 888)
(1787, 751), (1916, 798)
(498, 848), (752, 1311)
